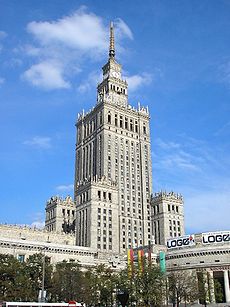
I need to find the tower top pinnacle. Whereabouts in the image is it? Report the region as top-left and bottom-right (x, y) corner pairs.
(109, 21), (115, 59)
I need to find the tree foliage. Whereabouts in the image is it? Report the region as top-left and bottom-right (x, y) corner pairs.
(168, 270), (199, 307)
(0, 252), (210, 306)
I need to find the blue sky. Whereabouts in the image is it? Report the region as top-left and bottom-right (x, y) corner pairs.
(0, 0), (230, 233)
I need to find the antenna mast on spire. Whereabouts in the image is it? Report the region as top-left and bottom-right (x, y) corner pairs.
(109, 21), (115, 59)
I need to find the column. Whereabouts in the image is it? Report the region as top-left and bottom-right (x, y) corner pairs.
(203, 271), (210, 304)
(224, 270), (230, 303)
(208, 270), (215, 303)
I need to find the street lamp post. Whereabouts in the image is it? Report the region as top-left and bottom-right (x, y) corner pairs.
(41, 249), (46, 302)
(39, 246), (47, 302)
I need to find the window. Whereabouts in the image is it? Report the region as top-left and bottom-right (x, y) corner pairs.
(125, 117), (128, 129)
(98, 191), (101, 199)
(108, 193), (112, 201)
(108, 113), (111, 124)
(115, 114), (118, 126)
(120, 116), (123, 128)
(130, 119), (133, 131)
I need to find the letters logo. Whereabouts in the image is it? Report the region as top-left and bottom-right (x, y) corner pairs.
(167, 235), (195, 249)
(202, 231), (230, 245)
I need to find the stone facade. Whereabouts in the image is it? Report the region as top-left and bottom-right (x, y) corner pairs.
(166, 232), (230, 304)
(45, 195), (76, 234)
(74, 23), (152, 254)
(151, 191), (185, 245)
(0, 224), (75, 245)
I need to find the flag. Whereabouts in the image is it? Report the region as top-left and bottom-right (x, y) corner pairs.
(127, 248), (134, 277)
(138, 249), (144, 274)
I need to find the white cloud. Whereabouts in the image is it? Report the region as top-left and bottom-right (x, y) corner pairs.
(125, 73), (152, 91)
(56, 184), (74, 192)
(115, 18), (133, 40)
(0, 31), (7, 39)
(23, 136), (52, 149)
(153, 138), (210, 174)
(214, 121), (230, 136)
(27, 8), (107, 52)
(153, 136), (230, 233)
(77, 70), (101, 93)
(0, 77), (5, 86)
(156, 138), (181, 150)
(185, 188), (230, 233)
(0, 31), (7, 53)
(30, 220), (45, 229)
(22, 7), (133, 90)
(22, 61), (70, 90)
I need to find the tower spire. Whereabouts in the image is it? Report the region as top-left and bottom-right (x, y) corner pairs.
(109, 21), (115, 59)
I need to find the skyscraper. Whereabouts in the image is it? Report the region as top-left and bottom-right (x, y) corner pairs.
(74, 23), (152, 254)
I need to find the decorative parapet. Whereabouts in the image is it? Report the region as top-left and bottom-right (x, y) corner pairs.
(46, 195), (75, 207)
(76, 175), (117, 189)
(76, 101), (149, 123)
(152, 191), (183, 202)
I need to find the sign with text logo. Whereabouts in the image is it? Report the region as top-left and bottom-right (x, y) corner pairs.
(167, 235), (195, 249)
(202, 231), (230, 245)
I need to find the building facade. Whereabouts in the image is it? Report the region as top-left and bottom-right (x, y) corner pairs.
(74, 23), (152, 254)
(45, 195), (76, 234)
(166, 231), (230, 304)
(151, 191), (185, 245)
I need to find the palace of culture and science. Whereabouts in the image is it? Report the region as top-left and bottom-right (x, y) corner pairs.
(0, 23), (229, 303)
(75, 23), (156, 253)
(45, 22), (185, 253)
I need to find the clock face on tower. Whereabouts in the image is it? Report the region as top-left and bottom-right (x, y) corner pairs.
(111, 71), (119, 78)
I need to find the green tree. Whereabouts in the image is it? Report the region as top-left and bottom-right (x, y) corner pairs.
(50, 260), (83, 302)
(214, 279), (224, 303)
(115, 261), (165, 307)
(0, 254), (34, 301)
(25, 253), (52, 301)
(168, 270), (199, 307)
(89, 264), (117, 307)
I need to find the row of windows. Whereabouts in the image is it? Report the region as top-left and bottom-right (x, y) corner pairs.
(168, 204), (179, 213)
(108, 112), (147, 135)
(97, 244), (112, 250)
(78, 209), (88, 247)
(167, 249), (230, 260)
(62, 209), (75, 217)
(79, 191), (89, 204)
(46, 223), (55, 232)
(98, 191), (112, 201)
(47, 208), (55, 220)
